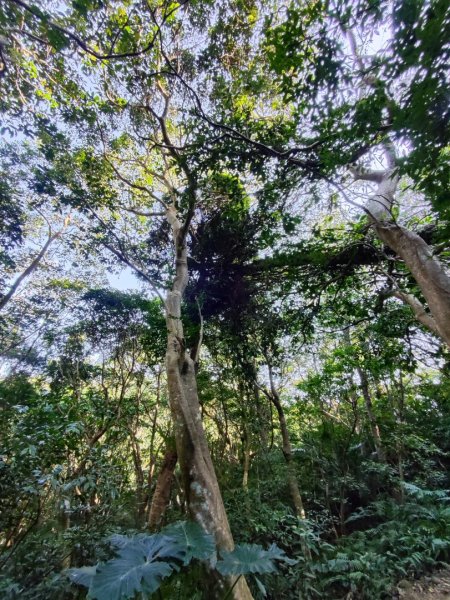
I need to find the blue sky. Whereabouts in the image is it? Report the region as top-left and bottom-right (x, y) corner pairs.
(107, 267), (142, 291)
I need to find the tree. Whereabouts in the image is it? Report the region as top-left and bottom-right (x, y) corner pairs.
(194, 0), (450, 345)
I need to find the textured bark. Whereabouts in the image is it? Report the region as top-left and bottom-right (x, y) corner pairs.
(262, 371), (311, 559)
(392, 289), (441, 337)
(254, 383), (270, 452)
(148, 446), (178, 531)
(165, 208), (253, 600)
(130, 430), (146, 524)
(270, 391), (306, 519)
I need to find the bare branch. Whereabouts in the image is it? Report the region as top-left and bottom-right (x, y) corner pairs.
(7, 0), (189, 60)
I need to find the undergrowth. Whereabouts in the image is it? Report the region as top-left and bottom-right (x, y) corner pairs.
(261, 484), (450, 599)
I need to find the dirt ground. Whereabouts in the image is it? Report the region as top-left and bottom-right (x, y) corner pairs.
(396, 569), (450, 599)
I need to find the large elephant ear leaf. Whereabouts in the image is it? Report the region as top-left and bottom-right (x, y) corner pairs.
(162, 521), (216, 565)
(108, 533), (132, 549)
(69, 534), (178, 600)
(89, 542), (174, 600)
(216, 543), (294, 576)
(108, 532), (185, 562)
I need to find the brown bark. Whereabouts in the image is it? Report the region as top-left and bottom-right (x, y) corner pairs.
(164, 207), (253, 600)
(391, 378), (406, 503)
(148, 446), (178, 530)
(270, 390), (306, 519)
(130, 429), (146, 524)
(261, 368), (311, 559)
(254, 383), (270, 452)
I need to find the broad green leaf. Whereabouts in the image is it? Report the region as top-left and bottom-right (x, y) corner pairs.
(67, 566), (96, 588)
(216, 543), (291, 576)
(47, 29), (69, 51)
(88, 536), (175, 600)
(162, 521), (216, 565)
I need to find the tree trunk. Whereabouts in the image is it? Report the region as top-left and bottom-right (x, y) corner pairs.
(0, 220), (68, 312)
(254, 383), (270, 452)
(130, 430), (146, 526)
(242, 428), (251, 491)
(164, 208), (253, 600)
(265, 379), (311, 559)
(375, 223), (450, 346)
(357, 366), (386, 463)
(263, 361), (306, 520)
(269, 390), (306, 519)
(148, 445), (178, 531)
(352, 152), (450, 347)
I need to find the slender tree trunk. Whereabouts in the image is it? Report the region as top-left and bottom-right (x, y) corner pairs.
(270, 391), (306, 519)
(242, 427), (251, 491)
(254, 383), (270, 452)
(130, 430), (146, 525)
(322, 476), (340, 540)
(357, 366), (386, 463)
(164, 208), (253, 600)
(339, 486), (347, 536)
(148, 444), (178, 531)
(264, 377), (311, 559)
(391, 378), (406, 503)
(264, 362), (306, 520)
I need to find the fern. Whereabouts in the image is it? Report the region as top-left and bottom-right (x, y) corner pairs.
(403, 482), (450, 501)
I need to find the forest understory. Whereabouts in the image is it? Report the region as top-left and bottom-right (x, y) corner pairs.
(1, 0), (449, 599)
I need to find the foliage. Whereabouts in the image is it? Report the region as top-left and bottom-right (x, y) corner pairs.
(69, 521), (291, 599)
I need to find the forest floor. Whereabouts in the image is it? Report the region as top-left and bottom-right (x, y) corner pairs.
(396, 568), (450, 599)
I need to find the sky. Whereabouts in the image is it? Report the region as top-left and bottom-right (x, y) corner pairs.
(107, 267), (142, 291)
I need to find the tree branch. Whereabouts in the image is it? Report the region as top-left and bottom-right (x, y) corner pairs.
(7, 0), (188, 60)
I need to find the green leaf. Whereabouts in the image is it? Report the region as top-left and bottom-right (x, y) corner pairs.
(69, 523), (216, 600)
(67, 566), (96, 588)
(162, 521), (216, 565)
(76, 534), (180, 600)
(47, 28), (69, 50)
(89, 549), (172, 600)
(216, 543), (292, 576)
